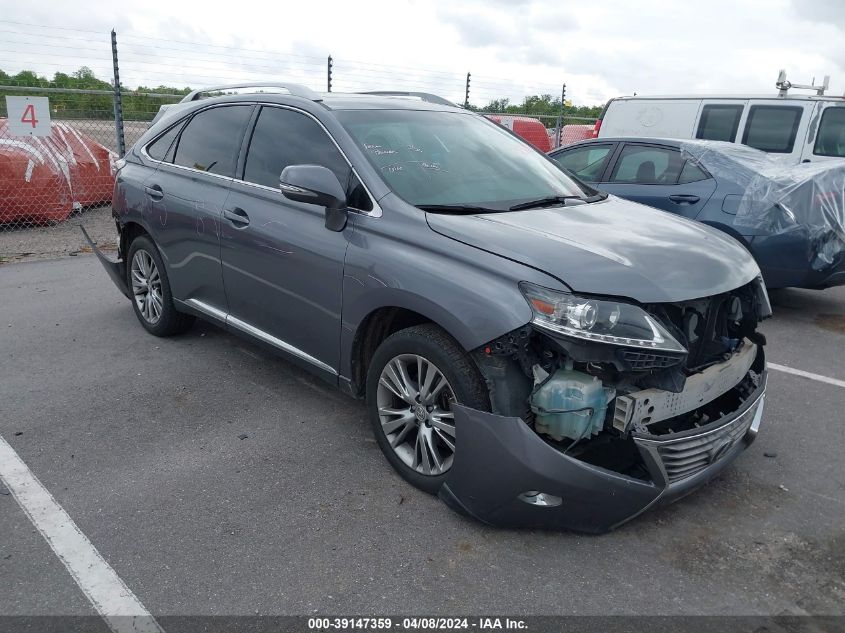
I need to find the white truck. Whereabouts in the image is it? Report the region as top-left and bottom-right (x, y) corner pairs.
(595, 71), (845, 164)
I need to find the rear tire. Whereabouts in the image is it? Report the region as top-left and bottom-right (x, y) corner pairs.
(126, 235), (194, 336)
(366, 324), (490, 494)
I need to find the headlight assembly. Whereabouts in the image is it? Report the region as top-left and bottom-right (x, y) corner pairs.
(519, 282), (687, 353)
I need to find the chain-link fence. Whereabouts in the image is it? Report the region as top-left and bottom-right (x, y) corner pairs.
(480, 112), (598, 151)
(1, 23), (600, 257)
(2, 89), (109, 218)
(0, 86), (184, 256)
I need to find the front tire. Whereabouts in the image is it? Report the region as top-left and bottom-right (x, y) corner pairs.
(366, 324), (490, 493)
(126, 235), (194, 336)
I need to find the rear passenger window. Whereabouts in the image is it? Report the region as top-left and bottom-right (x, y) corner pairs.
(609, 145), (683, 184)
(552, 144), (613, 181)
(696, 105), (743, 142)
(742, 105), (802, 153)
(173, 105), (252, 177)
(678, 160), (709, 184)
(146, 122), (183, 162)
(243, 107), (372, 212)
(813, 107), (845, 157)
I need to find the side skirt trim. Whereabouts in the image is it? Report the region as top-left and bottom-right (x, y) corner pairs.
(179, 298), (337, 376)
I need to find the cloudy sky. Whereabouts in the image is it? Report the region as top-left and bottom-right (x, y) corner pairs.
(2, 0), (843, 107)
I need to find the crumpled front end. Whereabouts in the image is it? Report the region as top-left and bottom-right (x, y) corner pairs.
(441, 277), (770, 533)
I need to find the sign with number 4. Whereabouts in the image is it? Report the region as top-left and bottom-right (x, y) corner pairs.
(6, 96), (52, 137)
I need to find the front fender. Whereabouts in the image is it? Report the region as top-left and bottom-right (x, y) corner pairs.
(341, 285), (530, 354)
(339, 208), (558, 380)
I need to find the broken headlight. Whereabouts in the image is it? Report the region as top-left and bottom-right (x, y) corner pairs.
(519, 283), (687, 353)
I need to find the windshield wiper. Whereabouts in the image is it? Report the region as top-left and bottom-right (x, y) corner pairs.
(508, 195), (585, 211)
(417, 204), (502, 214)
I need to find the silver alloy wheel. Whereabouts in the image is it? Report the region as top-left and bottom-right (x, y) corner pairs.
(376, 354), (457, 476)
(130, 249), (163, 325)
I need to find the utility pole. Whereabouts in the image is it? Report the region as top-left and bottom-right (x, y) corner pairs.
(110, 29), (125, 157)
(464, 72), (471, 108)
(554, 83), (566, 148)
(327, 55), (333, 93)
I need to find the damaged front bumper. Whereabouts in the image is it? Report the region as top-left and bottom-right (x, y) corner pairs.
(440, 351), (767, 534)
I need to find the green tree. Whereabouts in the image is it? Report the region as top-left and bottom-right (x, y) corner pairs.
(10, 70), (46, 87)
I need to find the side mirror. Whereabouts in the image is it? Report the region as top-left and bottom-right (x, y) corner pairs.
(279, 165), (348, 232)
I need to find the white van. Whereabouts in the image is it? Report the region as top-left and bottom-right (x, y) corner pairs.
(595, 76), (845, 164)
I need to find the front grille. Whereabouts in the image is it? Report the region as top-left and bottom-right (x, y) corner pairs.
(640, 396), (762, 483)
(618, 349), (683, 370)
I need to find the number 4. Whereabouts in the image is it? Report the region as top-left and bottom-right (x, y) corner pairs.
(21, 103), (39, 128)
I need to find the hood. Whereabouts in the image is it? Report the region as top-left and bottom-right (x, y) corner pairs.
(426, 196), (760, 303)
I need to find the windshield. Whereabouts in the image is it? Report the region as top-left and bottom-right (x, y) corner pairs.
(336, 109), (592, 210)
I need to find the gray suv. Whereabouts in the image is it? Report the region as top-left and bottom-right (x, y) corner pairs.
(87, 83), (771, 533)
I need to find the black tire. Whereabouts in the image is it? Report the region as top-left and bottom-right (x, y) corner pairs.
(126, 235), (194, 336)
(366, 323), (490, 493)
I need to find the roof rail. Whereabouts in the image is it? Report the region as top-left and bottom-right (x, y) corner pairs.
(776, 69), (830, 97)
(180, 82), (321, 103)
(359, 91), (460, 108)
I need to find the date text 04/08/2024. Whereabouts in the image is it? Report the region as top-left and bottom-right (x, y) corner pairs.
(306, 617), (528, 630)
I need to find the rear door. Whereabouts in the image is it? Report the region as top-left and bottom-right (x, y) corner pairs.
(141, 104), (254, 313)
(599, 142), (716, 219)
(804, 102), (845, 163)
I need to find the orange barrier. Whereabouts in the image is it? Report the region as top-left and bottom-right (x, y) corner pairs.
(0, 119), (116, 225)
(485, 115), (552, 152)
(551, 124), (594, 148)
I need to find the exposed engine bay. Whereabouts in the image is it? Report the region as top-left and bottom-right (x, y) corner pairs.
(472, 277), (770, 484)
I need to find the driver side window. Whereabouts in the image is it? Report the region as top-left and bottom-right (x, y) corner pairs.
(243, 106), (372, 211)
(552, 144), (613, 182)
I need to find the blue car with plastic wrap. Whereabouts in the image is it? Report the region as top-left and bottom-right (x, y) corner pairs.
(550, 138), (845, 290)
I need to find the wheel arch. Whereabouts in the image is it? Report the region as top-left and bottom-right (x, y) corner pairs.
(346, 304), (459, 398)
(698, 220), (753, 251)
(342, 283), (532, 398)
(120, 221), (150, 257)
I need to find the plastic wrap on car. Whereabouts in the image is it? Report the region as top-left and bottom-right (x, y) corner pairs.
(678, 140), (845, 268)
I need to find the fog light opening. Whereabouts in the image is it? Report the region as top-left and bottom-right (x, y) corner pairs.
(517, 491), (563, 507)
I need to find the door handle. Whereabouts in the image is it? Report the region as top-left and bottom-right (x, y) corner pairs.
(223, 207), (250, 227)
(144, 184), (164, 200)
(668, 194), (700, 204)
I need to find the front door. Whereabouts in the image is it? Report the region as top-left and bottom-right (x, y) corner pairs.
(220, 105), (357, 374)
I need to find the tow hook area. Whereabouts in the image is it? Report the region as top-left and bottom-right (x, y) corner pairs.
(439, 405), (662, 534)
(79, 226), (130, 299)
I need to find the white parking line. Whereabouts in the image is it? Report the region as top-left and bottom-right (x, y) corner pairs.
(769, 363), (845, 389)
(0, 435), (164, 633)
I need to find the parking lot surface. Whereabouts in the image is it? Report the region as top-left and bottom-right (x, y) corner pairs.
(1, 255), (844, 617)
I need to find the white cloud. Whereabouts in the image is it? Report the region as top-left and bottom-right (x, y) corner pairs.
(1, 0), (843, 107)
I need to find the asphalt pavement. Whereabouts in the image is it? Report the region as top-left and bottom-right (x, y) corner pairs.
(1, 255), (844, 617)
